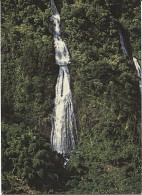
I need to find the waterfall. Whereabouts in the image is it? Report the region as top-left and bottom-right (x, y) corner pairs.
(133, 57), (141, 78)
(50, 0), (77, 155)
(118, 30), (141, 92)
(133, 57), (141, 92)
(118, 29), (128, 56)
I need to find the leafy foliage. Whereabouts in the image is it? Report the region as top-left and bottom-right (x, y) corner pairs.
(2, 0), (57, 131)
(2, 123), (65, 193)
(2, 0), (141, 194)
(60, 0), (141, 194)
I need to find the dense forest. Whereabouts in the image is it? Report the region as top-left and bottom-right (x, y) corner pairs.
(2, 0), (141, 194)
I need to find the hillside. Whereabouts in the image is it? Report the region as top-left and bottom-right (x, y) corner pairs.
(2, 0), (141, 194)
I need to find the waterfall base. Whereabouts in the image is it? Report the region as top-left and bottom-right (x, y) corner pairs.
(51, 66), (77, 155)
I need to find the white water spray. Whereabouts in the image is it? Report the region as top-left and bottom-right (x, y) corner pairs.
(50, 0), (77, 155)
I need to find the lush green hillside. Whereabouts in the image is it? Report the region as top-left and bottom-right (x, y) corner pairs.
(2, 0), (141, 194)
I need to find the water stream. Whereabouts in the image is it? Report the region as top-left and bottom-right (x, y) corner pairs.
(118, 29), (128, 56)
(118, 29), (141, 91)
(133, 57), (141, 92)
(50, 0), (77, 155)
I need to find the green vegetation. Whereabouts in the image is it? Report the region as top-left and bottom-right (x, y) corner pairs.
(2, 0), (140, 194)
(2, 123), (65, 193)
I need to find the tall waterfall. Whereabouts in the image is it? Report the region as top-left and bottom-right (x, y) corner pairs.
(50, 0), (77, 155)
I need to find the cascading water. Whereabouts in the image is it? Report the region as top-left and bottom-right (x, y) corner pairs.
(118, 29), (128, 56)
(133, 57), (141, 92)
(118, 29), (141, 91)
(133, 57), (141, 78)
(50, 0), (77, 155)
